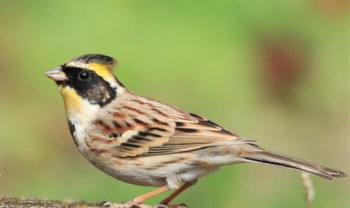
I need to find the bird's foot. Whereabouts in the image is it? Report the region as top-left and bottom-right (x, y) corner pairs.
(101, 201), (188, 208)
(101, 199), (149, 208)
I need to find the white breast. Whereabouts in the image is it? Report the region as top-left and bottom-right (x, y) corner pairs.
(66, 99), (100, 154)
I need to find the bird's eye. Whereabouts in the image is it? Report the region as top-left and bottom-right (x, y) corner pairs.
(78, 71), (91, 81)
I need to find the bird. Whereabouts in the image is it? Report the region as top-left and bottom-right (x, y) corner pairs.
(45, 54), (346, 207)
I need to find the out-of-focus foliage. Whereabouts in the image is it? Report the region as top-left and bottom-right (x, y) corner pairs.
(0, 1), (348, 207)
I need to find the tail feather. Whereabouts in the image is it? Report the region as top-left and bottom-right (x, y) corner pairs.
(243, 150), (347, 180)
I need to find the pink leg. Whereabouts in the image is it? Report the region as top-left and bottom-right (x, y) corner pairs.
(109, 186), (170, 208)
(133, 185), (169, 204)
(160, 181), (197, 205)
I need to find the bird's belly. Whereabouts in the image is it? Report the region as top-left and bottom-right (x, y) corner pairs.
(82, 152), (168, 187)
(68, 126), (164, 186)
(82, 150), (217, 188)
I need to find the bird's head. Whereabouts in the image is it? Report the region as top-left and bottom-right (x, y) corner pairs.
(45, 54), (125, 110)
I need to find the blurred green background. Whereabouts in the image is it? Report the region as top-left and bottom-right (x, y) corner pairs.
(0, 1), (349, 207)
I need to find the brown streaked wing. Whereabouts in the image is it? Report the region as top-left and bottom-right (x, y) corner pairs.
(94, 96), (255, 157)
(146, 113), (255, 155)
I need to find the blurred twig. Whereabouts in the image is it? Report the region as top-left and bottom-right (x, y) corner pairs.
(0, 197), (187, 208)
(0, 197), (100, 208)
(302, 173), (315, 208)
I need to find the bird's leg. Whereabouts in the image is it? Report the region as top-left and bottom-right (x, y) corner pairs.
(160, 180), (197, 205)
(132, 185), (170, 205)
(109, 186), (169, 208)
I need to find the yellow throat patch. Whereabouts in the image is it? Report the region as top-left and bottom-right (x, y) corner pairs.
(59, 86), (83, 113)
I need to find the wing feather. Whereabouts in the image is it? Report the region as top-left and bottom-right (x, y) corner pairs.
(88, 96), (255, 157)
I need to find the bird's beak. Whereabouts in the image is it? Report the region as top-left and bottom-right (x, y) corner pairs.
(45, 67), (67, 82)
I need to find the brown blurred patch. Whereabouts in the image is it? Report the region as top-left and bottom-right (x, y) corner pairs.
(256, 36), (309, 103)
(312, 0), (349, 18)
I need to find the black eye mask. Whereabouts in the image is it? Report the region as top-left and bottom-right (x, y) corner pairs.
(61, 66), (117, 106)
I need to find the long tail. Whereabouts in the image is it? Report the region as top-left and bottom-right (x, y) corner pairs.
(242, 148), (347, 180)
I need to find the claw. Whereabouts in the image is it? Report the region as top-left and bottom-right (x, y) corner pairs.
(100, 201), (112, 207)
(154, 204), (169, 208)
(101, 201), (187, 208)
